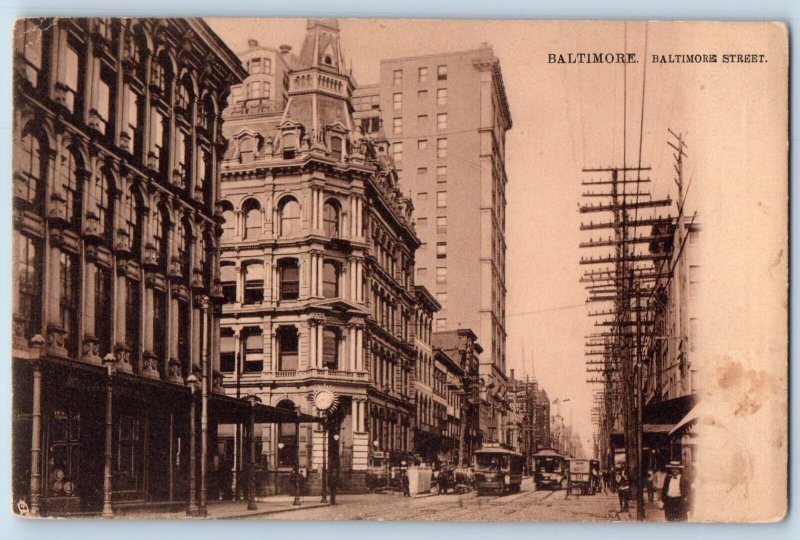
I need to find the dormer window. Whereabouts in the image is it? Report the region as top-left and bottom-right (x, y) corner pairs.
(323, 55), (333, 66)
(330, 136), (343, 161)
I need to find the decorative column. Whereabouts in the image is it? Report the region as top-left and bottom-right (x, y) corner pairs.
(28, 337), (45, 516)
(246, 395), (260, 511)
(186, 376), (198, 516)
(309, 319), (317, 370)
(199, 296), (209, 516)
(142, 272), (159, 378)
(114, 263), (132, 373)
(317, 324), (324, 370)
(235, 262), (243, 304)
(309, 252), (317, 297)
(81, 249), (100, 363)
(355, 326), (364, 371)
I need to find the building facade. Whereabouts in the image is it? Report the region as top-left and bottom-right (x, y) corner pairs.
(354, 46), (513, 444)
(217, 19), (421, 494)
(11, 17), (247, 515)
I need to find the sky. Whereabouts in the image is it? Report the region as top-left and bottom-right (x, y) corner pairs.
(206, 18), (782, 458)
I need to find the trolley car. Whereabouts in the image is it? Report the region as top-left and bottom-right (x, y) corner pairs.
(533, 448), (568, 490)
(473, 445), (525, 495)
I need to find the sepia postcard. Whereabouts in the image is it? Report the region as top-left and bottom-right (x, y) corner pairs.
(9, 17), (788, 523)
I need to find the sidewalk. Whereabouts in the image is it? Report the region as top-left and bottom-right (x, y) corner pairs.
(116, 497), (330, 520)
(600, 491), (666, 522)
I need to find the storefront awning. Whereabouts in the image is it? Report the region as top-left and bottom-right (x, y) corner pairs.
(669, 402), (708, 438)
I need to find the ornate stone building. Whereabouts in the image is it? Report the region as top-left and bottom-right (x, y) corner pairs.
(218, 19), (420, 493)
(11, 18), (253, 516)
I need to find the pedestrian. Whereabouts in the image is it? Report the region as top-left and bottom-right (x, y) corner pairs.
(653, 467), (667, 502)
(646, 468), (655, 503)
(660, 461), (689, 522)
(402, 469), (411, 497)
(617, 468), (631, 513)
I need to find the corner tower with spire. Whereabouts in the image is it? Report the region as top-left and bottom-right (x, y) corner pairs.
(218, 19), (421, 495)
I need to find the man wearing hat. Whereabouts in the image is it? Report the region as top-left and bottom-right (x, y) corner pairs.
(660, 461), (690, 521)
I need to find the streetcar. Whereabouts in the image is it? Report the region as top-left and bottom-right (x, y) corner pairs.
(473, 445), (525, 495)
(533, 448), (568, 490)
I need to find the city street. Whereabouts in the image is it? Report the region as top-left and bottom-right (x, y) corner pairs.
(241, 479), (664, 522)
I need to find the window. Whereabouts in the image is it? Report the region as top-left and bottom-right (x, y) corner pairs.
(47, 408), (81, 498)
(417, 192), (428, 201)
(177, 220), (192, 278)
(323, 201), (340, 237)
(58, 148), (81, 228)
(330, 136), (343, 160)
(417, 167), (428, 175)
(418, 90), (428, 100)
(436, 216), (447, 234)
(196, 147), (211, 202)
(15, 19), (43, 87)
(279, 259), (299, 300)
(243, 330), (264, 373)
(276, 400), (298, 467)
(94, 170), (114, 242)
(417, 139), (427, 150)
(393, 117), (402, 135)
(174, 129), (189, 186)
(418, 67), (428, 83)
(151, 109), (168, 175)
(59, 250), (79, 356)
(277, 327), (299, 371)
(248, 80), (262, 100)
(264, 58), (272, 74)
(417, 217), (427, 227)
(231, 86), (242, 103)
(437, 113), (447, 131)
(419, 242), (427, 252)
(322, 328), (340, 370)
(278, 197), (300, 238)
(393, 69), (402, 85)
(220, 264), (237, 304)
(152, 290), (167, 372)
(249, 58), (262, 74)
(125, 278), (140, 366)
(436, 291), (447, 304)
(243, 262), (264, 304)
(15, 124), (47, 210)
(436, 191), (447, 208)
(437, 165), (447, 183)
(243, 199), (261, 239)
(393, 93), (402, 110)
(436, 88), (447, 106)
(14, 234), (41, 341)
(322, 261), (340, 298)
(220, 328), (236, 373)
(60, 41), (82, 113)
(436, 242), (447, 259)
(392, 142), (403, 163)
(437, 138), (448, 158)
(220, 201), (235, 241)
(436, 267), (447, 284)
(94, 73), (112, 135)
(437, 65), (447, 80)
(153, 206), (170, 272)
(124, 87), (141, 156)
(238, 136), (254, 164)
(435, 318), (447, 331)
(417, 267), (427, 278)
(417, 114), (428, 126)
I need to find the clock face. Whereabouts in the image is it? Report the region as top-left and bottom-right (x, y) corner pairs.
(314, 390), (335, 411)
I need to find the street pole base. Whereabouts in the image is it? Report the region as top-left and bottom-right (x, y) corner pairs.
(197, 507), (208, 517)
(247, 501), (258, 511)
(293, 497), (301, 506)
(101, 506), (114, 519)
(186, 507), (199, 517)
(321, 495), (328, 503)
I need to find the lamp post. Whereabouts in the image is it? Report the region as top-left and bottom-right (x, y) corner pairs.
(330, 433), (340, 505)
(320, 419), (328, 503)
(186, 373), (199, 516)
(293, 412), (301, 506)
(101, 353), (117, 518)
(245, 394), (261, 511)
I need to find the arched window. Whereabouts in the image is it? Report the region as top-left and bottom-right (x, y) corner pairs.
(153, 205), (170, 272)
(278, 259), (299, 301)
(277, 327), (299, 372)
(276, 399), (298, 468)
(242, 199), (262, 239)
(15, 124), (47, 210)
(322, 260), (339, 299)
(322, 327), (340, 370)
(95, 169), (115, 242)
(220, 200), (235, 240)
(278, 197), (300, 238)
(59, 147), (82, 228)
(322, 200), (339, 237)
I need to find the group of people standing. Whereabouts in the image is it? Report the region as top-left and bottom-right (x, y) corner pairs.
(613, 460), (693, 521)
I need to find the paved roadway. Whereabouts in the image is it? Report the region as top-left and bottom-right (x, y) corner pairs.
(245, 478), (664, 522)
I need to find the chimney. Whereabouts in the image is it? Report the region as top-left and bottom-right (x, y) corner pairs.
(510, 368), (515, 381)
(279, 44), (292, 55)
(247, 39), (259, 48)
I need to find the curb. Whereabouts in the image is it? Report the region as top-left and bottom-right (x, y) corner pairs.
(217, 502), (330, 520)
